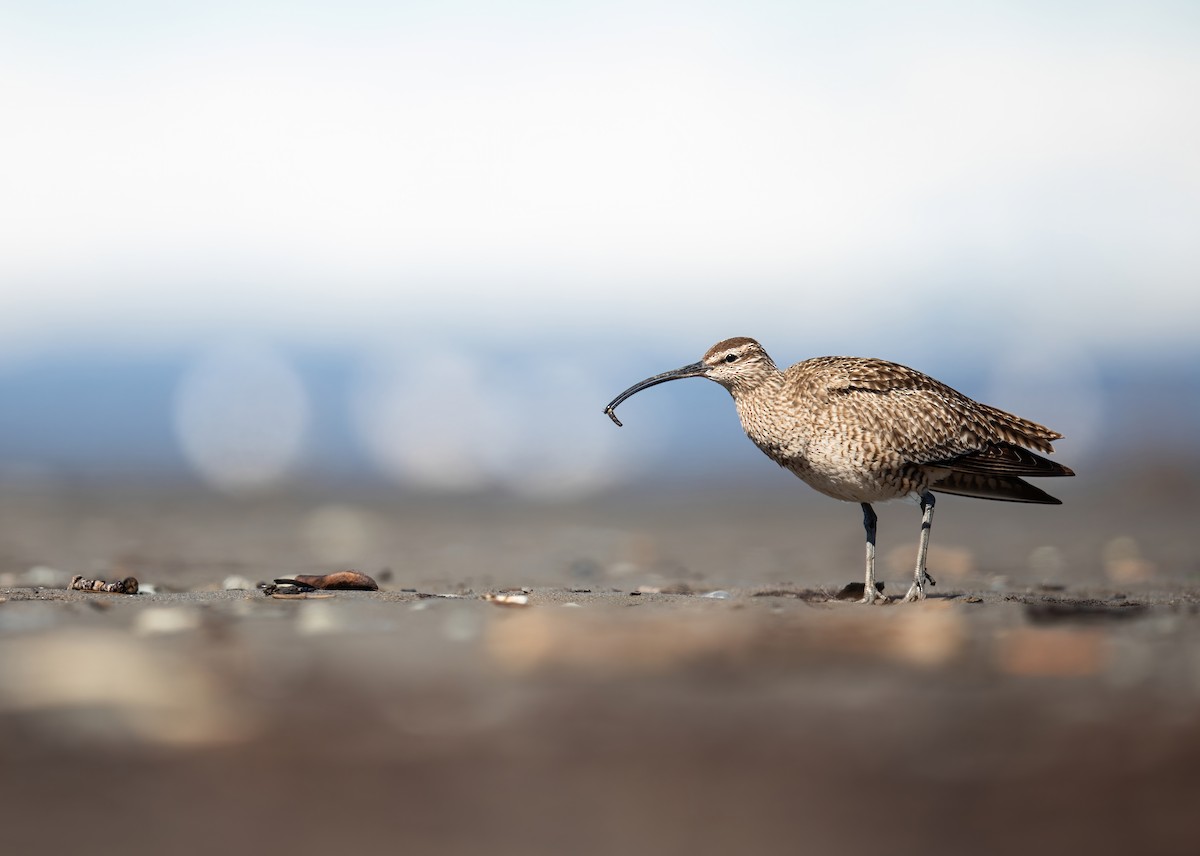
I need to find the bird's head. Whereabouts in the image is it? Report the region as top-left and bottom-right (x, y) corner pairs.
(603, 336), (777, 426)
(699, 337), (777, 391)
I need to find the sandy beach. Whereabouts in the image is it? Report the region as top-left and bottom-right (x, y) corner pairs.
(2, 481), (1198, 855)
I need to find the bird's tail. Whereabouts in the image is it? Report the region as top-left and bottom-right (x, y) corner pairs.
(978, 404), (1063, 454)
(928, 470), (1063, 504)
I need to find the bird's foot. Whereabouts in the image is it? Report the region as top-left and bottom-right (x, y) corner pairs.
(836, 581), (885, 603)
(902, 579), (928, 602)
(859, 584), (887, 605)
(901, 569), (937, 603)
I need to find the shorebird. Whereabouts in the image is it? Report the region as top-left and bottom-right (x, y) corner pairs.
(604, 337), (1074, 603)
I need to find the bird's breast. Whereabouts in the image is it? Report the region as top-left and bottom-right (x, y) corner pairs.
(732, 389), (924, 503)
(733, 394), (811, 467)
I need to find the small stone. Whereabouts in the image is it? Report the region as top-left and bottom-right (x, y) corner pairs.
(69, 574), (138, 595)
(483, 593), (529, 607)
(701, 590), (732, 599)
(290, 570), (379, 591)
(223, 575), (256, 591)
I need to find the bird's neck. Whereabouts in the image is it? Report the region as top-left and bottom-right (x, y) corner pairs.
(727, 370), (792, 461)
(723, 366), (784, 399)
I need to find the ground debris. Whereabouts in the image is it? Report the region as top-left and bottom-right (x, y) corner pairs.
(635, 582), (695, 595)
(69, 574), (139, 595)
(483, 592), (530, 607)
(291, 571), (379, 591)
(751, 588), (840, 603)
(1011, 596), (1149, 624)
(261, 571), (378, 596)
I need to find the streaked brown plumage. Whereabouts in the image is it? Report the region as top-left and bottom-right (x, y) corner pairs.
(604, 337), (1074, 603)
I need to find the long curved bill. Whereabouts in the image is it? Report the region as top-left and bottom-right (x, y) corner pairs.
(603, 361), (709, 427)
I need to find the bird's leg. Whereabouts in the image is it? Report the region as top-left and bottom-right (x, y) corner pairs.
(903, 492), (937, 602)
(860, 502), (882, 604)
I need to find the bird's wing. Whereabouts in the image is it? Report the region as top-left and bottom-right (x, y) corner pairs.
(927, 443), (1074, 478)
(925, 471), (1064, 504)
(803, 357), (1064, 463)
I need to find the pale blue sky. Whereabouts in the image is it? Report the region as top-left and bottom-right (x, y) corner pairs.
(3, 1), (1199, 358)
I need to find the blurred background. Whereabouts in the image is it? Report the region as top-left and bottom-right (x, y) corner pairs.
(1, 0), (1198, 504)
(0, 0), (1197, 590)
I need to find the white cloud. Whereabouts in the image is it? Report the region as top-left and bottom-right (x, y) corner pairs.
(1, 2), (1198, 353)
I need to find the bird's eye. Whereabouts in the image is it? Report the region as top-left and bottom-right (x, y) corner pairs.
(724, 353), (738, 363)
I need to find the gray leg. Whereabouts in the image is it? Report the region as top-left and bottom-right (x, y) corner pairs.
(903, 492), (937, 602)
(860, 502), (882, 604)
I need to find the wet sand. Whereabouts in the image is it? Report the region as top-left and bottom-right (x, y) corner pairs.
(2, 482), (1198, 855)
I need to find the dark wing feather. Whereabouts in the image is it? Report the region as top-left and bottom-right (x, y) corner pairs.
(927, 471), (1063, 504)
(928, 443), (1075, 478)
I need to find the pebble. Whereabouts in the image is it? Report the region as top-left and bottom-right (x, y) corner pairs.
(701, 590), (732, 599)
(69, 575), (139, 594)
(484, 593), (529, 607)
(290, 570), (379, 591)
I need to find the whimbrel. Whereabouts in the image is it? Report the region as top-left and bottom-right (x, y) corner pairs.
(604, 338), (1074, 603)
